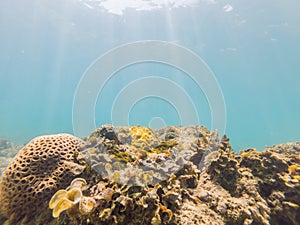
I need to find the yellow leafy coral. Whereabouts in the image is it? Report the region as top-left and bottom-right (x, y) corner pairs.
(129, 126), (158, 150)
(49, 188), (82, 217)
(129, 125), (177, 156)
(49, 178), (88, 218)
(49, 178), (98, 218)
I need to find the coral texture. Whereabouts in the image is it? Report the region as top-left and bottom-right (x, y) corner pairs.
(0, 134), (86, 225)
(174, 142), (300, 225)
(0, 126), (299, 225)
(44, 125), (215, 225)
(80, 125), (211, 186)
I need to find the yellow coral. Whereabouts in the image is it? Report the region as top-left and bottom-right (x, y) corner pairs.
(48, 178), (99, 218)
(66, 188), (82, 203)
(49, 188), (82, 218)
(49, 190), (68, 209)
(130, 126), (154, 140)
(130, 126), (158, 149)
(129, 126), (177, 158)
(288, 164), (299, 175)
(52, 198), (74, 218)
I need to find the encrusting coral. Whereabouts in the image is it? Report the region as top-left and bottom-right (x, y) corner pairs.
(0, 134), (86, 225)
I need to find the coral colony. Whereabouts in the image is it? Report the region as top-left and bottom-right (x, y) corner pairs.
(0, 125), (299, 225)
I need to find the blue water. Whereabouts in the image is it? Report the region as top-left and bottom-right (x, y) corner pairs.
(0, 0), (299, 151)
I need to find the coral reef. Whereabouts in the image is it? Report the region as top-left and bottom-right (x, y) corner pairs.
(80, 125), (211, 186)
(0, 125), (299, 225)
(0, 134), (86, 225)
(48, 165), (199, 225)
(174, 142), (300, 225)
(239, 143), (300, 224)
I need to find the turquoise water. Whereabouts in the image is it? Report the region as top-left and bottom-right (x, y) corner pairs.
(0, 0), (299, 151)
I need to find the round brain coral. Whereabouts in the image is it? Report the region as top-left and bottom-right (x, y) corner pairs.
(0, 134), (86, 225)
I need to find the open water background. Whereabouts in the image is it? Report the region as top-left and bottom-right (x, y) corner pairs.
(0, 0), (299, 151)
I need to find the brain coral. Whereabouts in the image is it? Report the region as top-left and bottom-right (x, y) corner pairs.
(0, 134), (86, 225)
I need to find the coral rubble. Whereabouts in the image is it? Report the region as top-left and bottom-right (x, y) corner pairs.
(0, 125), (299, 225)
